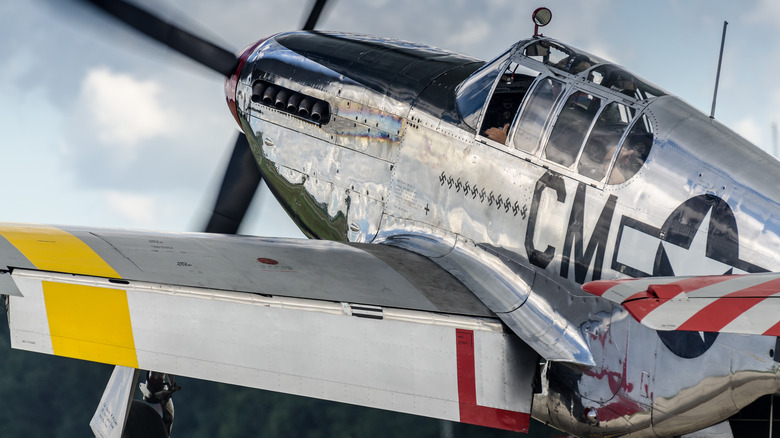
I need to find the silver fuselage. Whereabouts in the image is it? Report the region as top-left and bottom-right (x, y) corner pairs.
(233, 32), (780, 436)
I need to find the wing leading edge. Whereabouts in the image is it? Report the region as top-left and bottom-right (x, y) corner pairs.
(0, 223), (536, 432)
(583, 273), (780, 336)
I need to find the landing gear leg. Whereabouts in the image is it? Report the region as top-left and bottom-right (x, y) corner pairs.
(138, 371), (180, 437)
(92, 368), (181, 438)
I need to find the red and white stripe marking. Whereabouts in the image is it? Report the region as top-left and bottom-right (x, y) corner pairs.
(455, 329), (530, 432)
(583, 273), (780, 336)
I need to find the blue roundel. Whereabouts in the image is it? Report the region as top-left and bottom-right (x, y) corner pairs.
(657, 330), (718, 359)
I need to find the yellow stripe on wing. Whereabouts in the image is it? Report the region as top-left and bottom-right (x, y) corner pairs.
(0, 224), (119, 278)
(0, 225), (137, 367)
(43, 281), (138, 368)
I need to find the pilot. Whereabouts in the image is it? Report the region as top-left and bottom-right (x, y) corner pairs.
(482, 69), (537, 144)
(484, 123), (510, 143)
(482, 92), (519, 144)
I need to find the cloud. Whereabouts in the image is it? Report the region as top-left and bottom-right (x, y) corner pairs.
(746, 0), (780, 28)
(445, 18), (492, 51)
(103, 190), (159, 226)
(79, 67), (180, 154)
(102, 189), (201, 230)
(733, 117), (764, 149)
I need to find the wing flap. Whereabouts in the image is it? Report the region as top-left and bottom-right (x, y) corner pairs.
(9, 269), (535, 432)
(583, 272), (780, 335)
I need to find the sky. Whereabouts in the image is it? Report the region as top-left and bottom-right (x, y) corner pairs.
(1, 0), (779, 238)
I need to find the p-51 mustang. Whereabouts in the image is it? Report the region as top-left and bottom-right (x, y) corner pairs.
(6, 2), (780, 437)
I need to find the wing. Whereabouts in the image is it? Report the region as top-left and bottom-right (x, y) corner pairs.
(583, 273), (780, 335)
(0, 223), (535, 433)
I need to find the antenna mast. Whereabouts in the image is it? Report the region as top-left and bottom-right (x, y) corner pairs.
(710, 21), (728, 119)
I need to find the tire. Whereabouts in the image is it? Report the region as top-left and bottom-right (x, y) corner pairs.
(122, 400), (168, 438)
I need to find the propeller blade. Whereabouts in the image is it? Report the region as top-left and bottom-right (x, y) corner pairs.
(84, 0), (238, 77)
(302, 0), (328, 31)
(204, 133), (263, 234)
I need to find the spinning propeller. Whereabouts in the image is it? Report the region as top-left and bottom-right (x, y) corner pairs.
(77, 2), (329, 435)
(82, 0), (330, 234)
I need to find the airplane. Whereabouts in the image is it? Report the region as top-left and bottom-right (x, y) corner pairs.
(3, 1), (780, 437)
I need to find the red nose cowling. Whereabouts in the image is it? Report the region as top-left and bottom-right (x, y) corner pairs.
(225, 38), (268, 129)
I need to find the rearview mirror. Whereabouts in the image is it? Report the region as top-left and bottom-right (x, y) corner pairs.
(532, 7), (552, 36)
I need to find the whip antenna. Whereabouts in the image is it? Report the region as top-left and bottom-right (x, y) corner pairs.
(710, 21), (728, 119)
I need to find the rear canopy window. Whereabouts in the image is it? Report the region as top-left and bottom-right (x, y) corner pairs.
(578, 102), (635, 181)
(523, 40), (606, 75)
(608, 113), (654, 184)
(587, 65), (666, 101)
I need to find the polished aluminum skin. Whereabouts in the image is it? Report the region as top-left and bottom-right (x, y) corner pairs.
(233, 31), (780, 436)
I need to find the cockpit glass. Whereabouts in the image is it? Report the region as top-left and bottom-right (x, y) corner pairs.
(524, 41), (569, 68)
(578, 102), (635, 181)
(587, 65), (666, 100)
(608, 113), (654, 184)
(479, 62), (541, 144)
(512, 76), (565, 154)
(523, 40), (606, 75)
(456, 50), (511, 131)
(544, 91), (602, 167)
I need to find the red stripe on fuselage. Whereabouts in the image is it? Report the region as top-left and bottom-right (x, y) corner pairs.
(455, 329), (529, 433)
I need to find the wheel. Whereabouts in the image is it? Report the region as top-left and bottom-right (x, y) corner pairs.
(122, 400), (168, 438)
